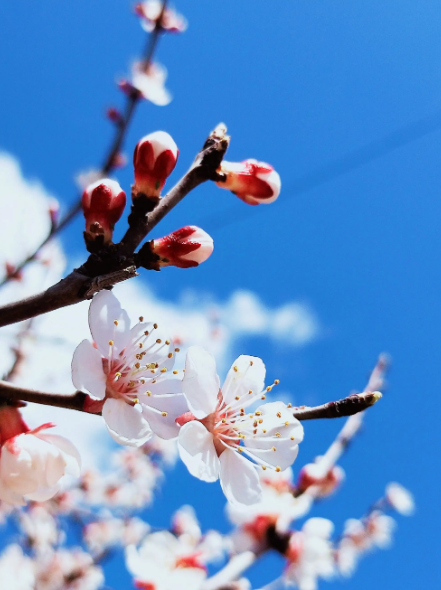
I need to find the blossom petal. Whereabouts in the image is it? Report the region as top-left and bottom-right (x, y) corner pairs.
(88, 290), (131, 356)
(102, 398), (152, 447)
(182, 346), (219, 419)
(303, 517), (334, 539)
(222, 355), (266, 406)
(244, 401), (304, 470)
(178, 421), (220, 482)
(219, 449), (262, 506)
(141, 385), (188, 440)
(71, 339), (106, 400)
(39, 434), (81, 478)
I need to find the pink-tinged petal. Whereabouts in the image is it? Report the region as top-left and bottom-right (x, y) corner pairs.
(102, 398), (152, 447)
(219, 449), (262, 506)
(88, 290), (131, 356)
(71, 339), (106, 400)
(222, 355), (266, 406)
(26, 485), (60, 502)
(140, 382), (188, 440)
(178, 421), (220, 482)
(0, 477), (26, 505)
(39, 434), (81, 478)
(303, 518), (334, 539)
(182, 346), (219, 419)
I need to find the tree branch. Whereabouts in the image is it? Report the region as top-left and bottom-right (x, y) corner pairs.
(0, 1), (168, 290)
(292, 391), (382, 421)
(0, 381), (92, 414)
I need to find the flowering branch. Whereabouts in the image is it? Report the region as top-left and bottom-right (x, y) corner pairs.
(292, 391), (382, 421)
(0, 0), (169, 291)
(0, 381), (91, 413)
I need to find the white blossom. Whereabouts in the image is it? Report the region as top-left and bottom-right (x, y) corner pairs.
(385, 482), (415, 516)
(72, 290), (188, 446)
(177, 346), (304, 506)
(0, 544), (35, 590)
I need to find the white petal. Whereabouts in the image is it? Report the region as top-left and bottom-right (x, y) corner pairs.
(182, 346), (219, 419)
(71, 339), (106, 399)
(222, 355), (265, 405)
(303, 517), (334, 539)
(178, 421), (220, 482)
(26, 485), (60, 502)
(39, 434), (81, 478)
(89, 290), (131, 356)
(102, 398), (152, 447)
(219, 449), (262, 506)
(141, 388), (188, 440)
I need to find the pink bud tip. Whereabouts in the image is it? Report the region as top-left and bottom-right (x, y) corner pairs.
(152, 225), (213, 268)
(216, 159), (281, 205)
(133, 131), (179, 198)
(81, 179), (126, 245)
(106, 107), (122, 124)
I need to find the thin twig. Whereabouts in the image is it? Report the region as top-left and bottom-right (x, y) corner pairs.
(0, 1), (168, 290)
(0, 381), (92, 414)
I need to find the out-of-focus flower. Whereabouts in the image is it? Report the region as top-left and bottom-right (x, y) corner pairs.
(176, 346), (304, 506)
(285, 518), (335, 590)
(19, 504), (60, 554)
(121, 62), (172, 106)
(149, 226), (214, 269)
(133, 131), (178, 198)
(84, 517), (149, 554)
(343, 511), (396, 552)
(81, 179), (126, 247)
(227, 468), (313, 552)
(385, 482), (415, 516)
(0, 544), (35, 590)
(297, 462), (345, 498)
(72, 290), (188, 446)
(126, 531), (207, 590)
(135, 1), (187, 33)
(0, 406), (81, 506)
(34, 548), (104, 590)
(216, 159), (281, 205)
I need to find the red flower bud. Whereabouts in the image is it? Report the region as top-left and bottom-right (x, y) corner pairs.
(81, 179), (126, 246)
(216, 159), (281, 205)
(151, 226), (213, 268)
(133, 131), (178, 198)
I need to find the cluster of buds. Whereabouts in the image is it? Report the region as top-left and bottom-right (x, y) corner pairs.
(81, 179), (126, 250)
(216, 159), (281, 205)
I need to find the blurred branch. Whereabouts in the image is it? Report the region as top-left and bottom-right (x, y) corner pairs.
(0, 0), (169, 291)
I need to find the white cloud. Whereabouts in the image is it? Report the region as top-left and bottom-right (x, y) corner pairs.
(0, 153), (320, 467)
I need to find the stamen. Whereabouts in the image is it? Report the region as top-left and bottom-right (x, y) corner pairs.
(114, 320), (119, 326)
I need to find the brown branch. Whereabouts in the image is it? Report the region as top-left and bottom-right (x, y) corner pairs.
(0, 1), (168, 291)
(0, 381), (92, 414)
(292, 391), (382, 421)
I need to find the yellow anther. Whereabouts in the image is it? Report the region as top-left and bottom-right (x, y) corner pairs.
(146, 391), (152, 396)
(128, 381), (135, 388)
(156, 339), (162, 344)
(238, 447), (243, 453)
(150, 370), (156, 374)
(235, 396), (240, 400)
(266, 386), (272, 392)
(258, 419), (263, 424)
(262, 465), (267, 471)
(287, 403), (292, 408)
(108, 340), (114, 346)
(160, 368), (167, 373)
(250, 360), (254, 366)
(261, 395), (266, 400)
(153, 323), (158, 329)
(263, 429), (267, 433)
(135, 362), (140, 369)
(161, 412), (168, 417)
(222, 418), (226, 424)
(276, 412), (282, 418)
(115, 372), (122, 378)
(275, 432), (281, 438)
(114, 320), (119, 326)
(139, 343), (143, 349)
(253, 421), (258, 427)
(275, 466), (281, 472)
(175, 348), (180, 352)
(152, 379), (157, 384)
(274, 379), (280, 385)
(284, 421), (289, 426)
(147, 363), (156, 369)
(255, 411), (262, 416)
(248, 390), (253, 394)
(139, 316), (144, 322)
(144, 330), (149, 336)
(168, 353), (173, 358)
(290, 436), (295, 441)
(133, 398), (139, 404)
(233, 366), (238, 372)
(136, 354), (142, 360)
(240, 408), (244, 412)
(271, 446), (276, 451)
(141, 379), (145, 384)
(253, 429), (257, 434)
(155, 363), (159, 368)
(165, 340), (170, 345)
(173, 370), (178, 375)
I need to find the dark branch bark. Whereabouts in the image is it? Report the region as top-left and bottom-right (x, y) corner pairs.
(0, 381), (92, 414)
(292, 391), (382, 421)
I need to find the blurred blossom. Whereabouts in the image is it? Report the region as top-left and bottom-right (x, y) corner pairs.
(135, 1), (188, 33)
(34, 548), (104, 590)
(0, 544), (35, 590)
(121, 61), (172, 106)
(385, 482), (415, 516)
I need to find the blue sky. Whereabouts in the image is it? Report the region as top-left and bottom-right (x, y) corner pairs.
(0, 1), (440, 588)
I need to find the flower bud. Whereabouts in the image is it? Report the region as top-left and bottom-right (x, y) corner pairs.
(81, 179), (126, 248)
(216, 159), (281, 205)
(135, 1), (188, 34)
(133, 131), (178, 198)
(297, 463), (344, 497)
(151, 226), (213, 269)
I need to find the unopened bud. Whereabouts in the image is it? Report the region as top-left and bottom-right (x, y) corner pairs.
(106, 107), (123, 124)
(151, 226), (213, 269)
(216, 159), (281, 205)
(133, 131), (178, 198)
(81, 179), (126, 248)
